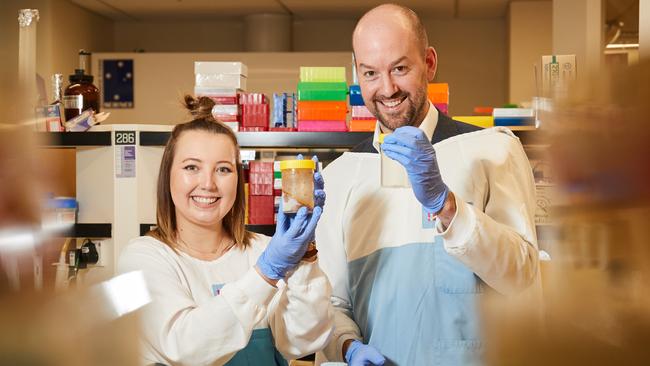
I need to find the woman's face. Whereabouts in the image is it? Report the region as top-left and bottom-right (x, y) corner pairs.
(170, 130), (238, 231)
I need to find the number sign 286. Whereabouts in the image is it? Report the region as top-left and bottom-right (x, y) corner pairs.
(115, 131), (136, 145)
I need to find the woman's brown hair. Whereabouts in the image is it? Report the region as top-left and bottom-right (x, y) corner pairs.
(148, 95), (254, 249)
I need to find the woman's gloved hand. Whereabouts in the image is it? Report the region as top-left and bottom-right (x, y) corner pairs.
(256, 155), (325, 280)
(345, 340), (386, 366)
(381, 126), (449, 214)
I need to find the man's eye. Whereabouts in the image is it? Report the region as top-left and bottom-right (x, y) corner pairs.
(363, 71), (376, 78)
(393, 66), (407, 74)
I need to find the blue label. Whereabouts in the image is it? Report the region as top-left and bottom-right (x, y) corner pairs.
(421, 206), (436, 229)
(211, 283), (225, 296)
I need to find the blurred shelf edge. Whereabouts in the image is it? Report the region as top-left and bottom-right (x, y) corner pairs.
(54, 223), (112, 238)
(506, 125), (537, 131)
(36, 132), (112, 147)
(35, 129), (544, 148)
(140, 223), (275, 237)
(140, 131), (374, 148)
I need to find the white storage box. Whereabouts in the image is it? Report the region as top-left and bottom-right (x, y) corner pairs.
(194, 62), (248, 77)
(195, 74), (247, 90)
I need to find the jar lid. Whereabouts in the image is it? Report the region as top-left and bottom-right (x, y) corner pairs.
(279, 159), (316, 170)
(48, 197), (78, 209)
(378, 133), (388, 143)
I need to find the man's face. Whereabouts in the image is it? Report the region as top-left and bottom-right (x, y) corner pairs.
(353, 24), (436, 130)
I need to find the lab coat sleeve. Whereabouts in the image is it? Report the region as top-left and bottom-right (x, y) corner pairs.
(118, 241), (278, 366)
(316, 157), (364, 362)
(268, 260), (335, 359)
(437, 133), (540, 295)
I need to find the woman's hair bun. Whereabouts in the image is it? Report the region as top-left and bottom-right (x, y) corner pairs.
(183, 95), (216, 120)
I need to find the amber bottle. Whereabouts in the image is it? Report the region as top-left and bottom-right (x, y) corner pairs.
(63, 50), (99, 121)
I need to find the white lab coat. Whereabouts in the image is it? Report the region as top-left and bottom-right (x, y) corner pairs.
(118, 234), (334, 366)
(316, 125), (541, 363)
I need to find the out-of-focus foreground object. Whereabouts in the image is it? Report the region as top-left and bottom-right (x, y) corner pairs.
(483, 61), (650, 365)
(0, 271), (149, 365)
(2, 10), (147, 365)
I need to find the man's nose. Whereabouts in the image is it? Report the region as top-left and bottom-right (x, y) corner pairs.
(379, 74), (399, 98)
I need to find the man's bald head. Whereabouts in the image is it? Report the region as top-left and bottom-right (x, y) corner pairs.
(353, 3), (429, 56)
(351, 3), (437, 130)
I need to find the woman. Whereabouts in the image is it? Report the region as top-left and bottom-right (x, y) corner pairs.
(118, 96), (333, 366)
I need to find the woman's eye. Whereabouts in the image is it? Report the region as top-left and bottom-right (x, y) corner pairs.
(183, 165), (198, 171)
(217, 166), (233, 174)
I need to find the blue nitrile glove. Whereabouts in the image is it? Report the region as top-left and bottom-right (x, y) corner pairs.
(256, 155), (325, 280)
(345, 340), (386, 366)
(381, 126), (449, 214)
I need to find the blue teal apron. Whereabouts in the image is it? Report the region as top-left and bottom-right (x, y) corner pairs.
(224, 328), (288, 366)
(348, 239), (484, 366)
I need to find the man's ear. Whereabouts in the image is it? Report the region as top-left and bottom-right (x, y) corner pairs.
(425, 46), (438, 82)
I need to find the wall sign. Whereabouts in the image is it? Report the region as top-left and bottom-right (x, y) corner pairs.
(115, 131), (136, 178)
(103, 59), (134, 109)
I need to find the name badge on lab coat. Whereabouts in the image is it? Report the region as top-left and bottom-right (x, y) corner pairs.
(422, 206), (436, 229)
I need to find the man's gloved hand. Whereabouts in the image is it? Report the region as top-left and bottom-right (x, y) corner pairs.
(381, 126), (449, 214)
(345, 340), (386, 366)
(256, 155), (325, 280)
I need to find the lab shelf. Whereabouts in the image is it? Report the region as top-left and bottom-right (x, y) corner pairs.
(245, 225), (276, 237)
(140, 224), (156, 237)
(507, 125), (538, 131)
(36, 132), (112, 147)
(139, 131), (373, 148)
(57, 223), (112, 238)
(36, 129), (542, 148)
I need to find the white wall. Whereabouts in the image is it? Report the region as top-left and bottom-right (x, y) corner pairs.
(114, 18), (356, 53)
(508, 1), (553, 105)
(92, 52), (354, 124)
(48, 0), (114, 77)
(553, 0), (604, 79)
(425, 18), (507, 115)
(293, 18), (357, 51)
(111, 17), (507, 115)
(114, 19), (245, 52)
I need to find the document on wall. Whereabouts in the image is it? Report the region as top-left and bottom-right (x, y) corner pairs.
(115, 145), (136, 178)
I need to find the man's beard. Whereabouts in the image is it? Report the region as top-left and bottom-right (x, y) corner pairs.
(370, 88), (428, 131)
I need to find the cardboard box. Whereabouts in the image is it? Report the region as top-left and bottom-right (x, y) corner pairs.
(541, 54), (576, 97)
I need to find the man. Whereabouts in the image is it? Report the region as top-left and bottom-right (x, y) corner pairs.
(316, 4), (540, 366)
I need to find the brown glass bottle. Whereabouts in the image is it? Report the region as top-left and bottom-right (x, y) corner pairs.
(63, 69), (99, 121)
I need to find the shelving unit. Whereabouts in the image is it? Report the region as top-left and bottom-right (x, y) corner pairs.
(52, 223), (113, 238)
(39, 124), (547, 283)
(36, 131), (112, 147)
(38, 125), (376, 284)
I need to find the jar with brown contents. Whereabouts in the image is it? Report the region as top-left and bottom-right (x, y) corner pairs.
(279, 159), (315, 213)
